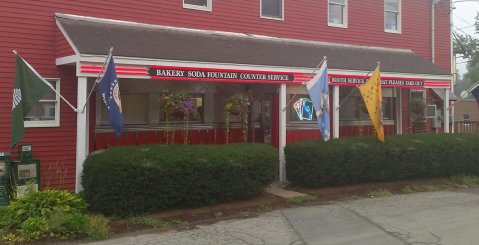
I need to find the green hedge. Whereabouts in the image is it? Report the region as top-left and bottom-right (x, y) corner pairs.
(82, 143), (278, 216)
(285, 134), (479, 187)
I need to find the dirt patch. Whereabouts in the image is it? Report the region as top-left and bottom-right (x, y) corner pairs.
(107, 177), (459, 237)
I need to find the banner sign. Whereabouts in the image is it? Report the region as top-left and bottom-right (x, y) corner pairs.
(149, 66), (295, 83)
(330, 75), (425, 88)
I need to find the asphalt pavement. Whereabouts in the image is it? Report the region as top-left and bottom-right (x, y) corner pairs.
(82, 187), (479, 245)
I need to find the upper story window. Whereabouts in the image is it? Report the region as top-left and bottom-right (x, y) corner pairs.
(24, 79), (60, 128)
(183, 0), (212, 11)
(385, 0), (401, 33)
(261, 0), (283, 20)
(328, 0), (348, 28)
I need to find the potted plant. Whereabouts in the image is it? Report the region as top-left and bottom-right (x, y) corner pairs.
(224, 91), (252, 143)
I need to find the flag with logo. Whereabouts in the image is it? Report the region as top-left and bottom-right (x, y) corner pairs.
(11, 55), (52, 148)
(306, 60), (330, 141)
(99, 55), (123, 138)
(358, 65), (384, 142)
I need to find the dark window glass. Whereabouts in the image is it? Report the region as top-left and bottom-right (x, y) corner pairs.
(262, 0), (282, 18)
(184, 0), (208, 7)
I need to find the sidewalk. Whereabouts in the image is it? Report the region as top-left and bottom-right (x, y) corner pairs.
(81, 187), (479, 245)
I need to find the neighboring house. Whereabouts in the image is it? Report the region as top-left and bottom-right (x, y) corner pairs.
(0, 0), (452, 192)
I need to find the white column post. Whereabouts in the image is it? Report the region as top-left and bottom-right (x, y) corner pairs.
(397, 88), (403, 134)
(444, 88), (450, 133)
(76, 76), (89, 192)
(333, 86), (340, 138)
(279, 84), (287, 182)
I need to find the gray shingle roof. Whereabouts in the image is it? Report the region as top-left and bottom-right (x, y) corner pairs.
(56, 14), (450, 76)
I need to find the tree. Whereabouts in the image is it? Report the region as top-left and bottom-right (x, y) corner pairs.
(453, 14), (479, 84)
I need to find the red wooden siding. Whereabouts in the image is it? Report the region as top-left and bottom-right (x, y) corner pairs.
(0, 0), (450, 192)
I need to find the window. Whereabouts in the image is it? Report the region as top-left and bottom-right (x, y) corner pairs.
(183, 0), (211, 11)
(328, 0), (347, 28)
(426, 105), (437, 118)
(99, 94), (149, 125)
(339, 87), (393, 123)
(24, 79), (60, 127)
(385, 0), (401, 33)
(261, 0), (283, 20)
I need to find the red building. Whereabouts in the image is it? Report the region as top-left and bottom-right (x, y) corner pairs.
(0, 0), (452, 192)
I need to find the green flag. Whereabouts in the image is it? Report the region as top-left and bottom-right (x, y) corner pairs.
(11, 55), (52, 148)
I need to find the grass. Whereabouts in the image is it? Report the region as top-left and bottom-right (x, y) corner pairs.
(287, 194), (318, 203)
(128, 215), (171, 229)
(87, 214), (112, 240)
(368, 189), (392, 198)
(451, 175), (479, 188)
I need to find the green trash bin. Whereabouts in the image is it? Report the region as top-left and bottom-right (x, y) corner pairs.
(0, 152), (11, 206)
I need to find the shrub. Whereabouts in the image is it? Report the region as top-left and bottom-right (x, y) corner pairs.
(285, 134), (479, 187)
(82, 143), (278, 217)
(9, 189), (87, 227)
(0, 189), (92, 243)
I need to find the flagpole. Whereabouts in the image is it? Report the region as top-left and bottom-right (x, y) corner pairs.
(337, 61), (380, 109)
(13, 50), (78, 112)
(283, 56), (327, 111)
(80, 47), (114, 113)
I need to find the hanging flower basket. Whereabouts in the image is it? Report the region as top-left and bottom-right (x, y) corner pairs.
(224, 91), (253, 144)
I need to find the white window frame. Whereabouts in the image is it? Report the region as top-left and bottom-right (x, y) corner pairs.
(183, 0), (212, 11)
(426, 104), (437, 118)
(328, 0), (348, 28)
(260, 0), (284, 21)
(24, 78), (60, 128)
(384, 0), (401, 33)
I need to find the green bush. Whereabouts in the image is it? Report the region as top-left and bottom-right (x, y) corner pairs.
(9, 189), (87, 227)
(20, 217), (49, 241)
(82, 143), (278, 217)
(0, 189), (92, 243)
(285, 134), (479, 187)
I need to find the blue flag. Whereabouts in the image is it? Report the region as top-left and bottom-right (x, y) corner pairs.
(306, 60), (330, 141)
(99, 56), (123, 138)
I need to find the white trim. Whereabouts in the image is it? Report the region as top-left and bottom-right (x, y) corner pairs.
(384, 0), (402, 34)
(183, 0), (212, 11)
(56, 55), (79, 65)
(24, 78), (61, 128)
(75, 76), (88, 193)
(279, 83), (287, 182)
(397, 88), (402, 134)
(260, 0), (284, 20)
(328, 0), (348, 28)
(444, 88), (450, 133)
(333, 86), (340, 138)
(76, 54), (452, 81)
(55, 16), (80, 55)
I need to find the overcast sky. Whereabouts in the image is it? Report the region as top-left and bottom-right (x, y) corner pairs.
(452, 1), (479, 76)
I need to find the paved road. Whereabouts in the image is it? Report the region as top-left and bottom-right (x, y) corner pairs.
(83, 188), (479, 245)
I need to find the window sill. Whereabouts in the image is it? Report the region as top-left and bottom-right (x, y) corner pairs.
(328, 23), (348, 28)
(183, 4), (211, 11)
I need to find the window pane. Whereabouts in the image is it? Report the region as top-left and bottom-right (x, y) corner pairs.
(330, 0), (345, 4)
(339, 87), (392, 121)
(385, 0), (399, 11)
(329, 4), (344, 24)
(289, 95), (317, 122)
(25, 102), (56, 121)
(385, 12), (398, 30)
(184, 0), (208, 6)
(262, 0), (282, 18)
(122, 94), (148, 125)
